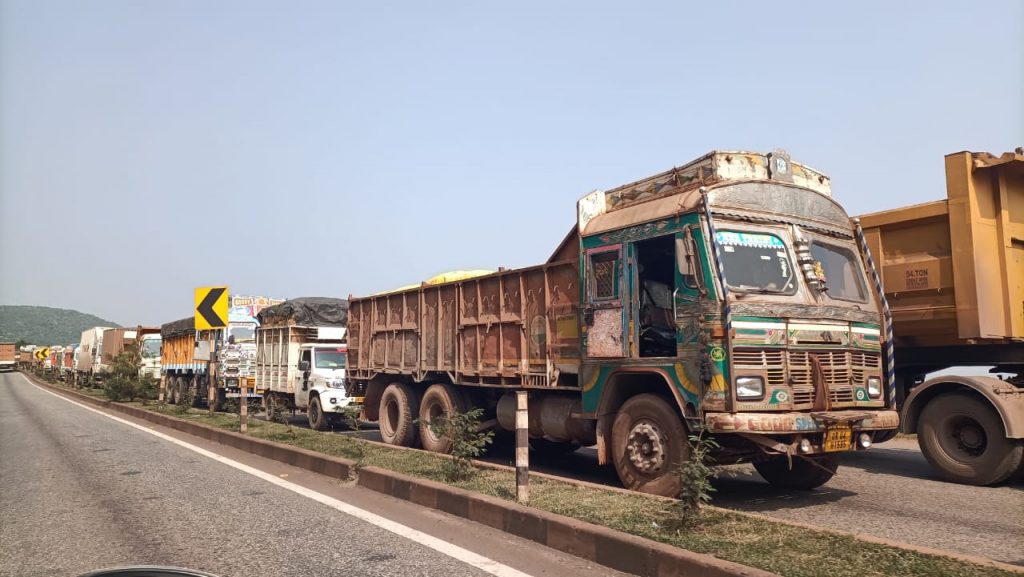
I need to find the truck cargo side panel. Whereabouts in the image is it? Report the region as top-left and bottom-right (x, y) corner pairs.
(350, 261), (580, 387)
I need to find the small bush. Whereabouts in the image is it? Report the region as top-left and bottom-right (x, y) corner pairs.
(136, 377), (158, 404)
(103, 376), (137, 402)
(670, 432), (720, 527)
(175, 384), (195, 414)
(422, 407), (494, 482)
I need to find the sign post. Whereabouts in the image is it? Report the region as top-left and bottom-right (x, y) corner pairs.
(195, 286), (228, 415)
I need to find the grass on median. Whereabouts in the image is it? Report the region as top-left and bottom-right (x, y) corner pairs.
(43, 379), (1017, 577)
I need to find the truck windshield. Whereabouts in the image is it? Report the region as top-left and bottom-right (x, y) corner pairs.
(141, 338), (162, 358)
(715, 230), (796, 294)
(810, 241), (867, 301)
(314, 348), (347, 369)
(228, 326), (255, 342)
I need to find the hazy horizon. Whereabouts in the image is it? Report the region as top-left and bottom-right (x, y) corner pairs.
(2, 1), (1021, 326)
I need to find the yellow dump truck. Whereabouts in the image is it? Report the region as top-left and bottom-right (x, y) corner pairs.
(857, 149), (1024, 485)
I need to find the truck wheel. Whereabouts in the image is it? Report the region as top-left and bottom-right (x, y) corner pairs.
(308, 395), (330, 431)
(167, 379), (179, 405)
(210, 388), (226, 412)
(754, 455), (839, 490)
(379, 383), (420, 447)
(418, 384), (466, 453)
(529, 438), (581, 456)
(264, 393), (277, 421)
(611, 394), (688, 497)
(918, 392), (1023, 485)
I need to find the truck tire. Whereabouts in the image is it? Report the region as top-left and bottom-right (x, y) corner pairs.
(611, 394), (688, 497)
(209, 388), (226, 412)
(753, 455), (839, 490)
(918, 392), (1023, 485)
(308, 395), (331, 431)
(264, 393), (278, 421)
(379, 383), (420, 447)
(168, 378), (181, 405)
(418, 384), (466, 453)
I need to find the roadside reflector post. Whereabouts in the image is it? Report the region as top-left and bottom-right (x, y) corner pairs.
(240, 381), (249, 434)
(515, 390), (529, 504)
(208, 334), (217, 415)
(158, 375), (166, 405)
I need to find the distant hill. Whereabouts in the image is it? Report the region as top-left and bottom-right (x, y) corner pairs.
(0, 306), (121, 345)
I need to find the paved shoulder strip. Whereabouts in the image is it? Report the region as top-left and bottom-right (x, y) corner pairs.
(21, 374), (533, 577)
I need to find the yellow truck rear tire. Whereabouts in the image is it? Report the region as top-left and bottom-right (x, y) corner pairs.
(918, 392), (1023, 485)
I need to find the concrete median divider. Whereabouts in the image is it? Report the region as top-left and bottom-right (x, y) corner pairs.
(28, 376), (775, 577)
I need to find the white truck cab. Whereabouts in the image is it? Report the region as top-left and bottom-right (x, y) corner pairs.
(255, 298), (359, 431)
(139, 333), (162, 380)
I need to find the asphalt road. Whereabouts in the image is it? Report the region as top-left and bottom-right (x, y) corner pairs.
(0, 373), (629, 577)
(276, 410), (1024, 566)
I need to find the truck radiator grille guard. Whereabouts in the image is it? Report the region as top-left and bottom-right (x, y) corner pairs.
(733, 348), (881, 407)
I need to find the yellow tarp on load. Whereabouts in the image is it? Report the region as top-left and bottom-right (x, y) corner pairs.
(372, 270), (495, 296)
(424, 269), (494, 285)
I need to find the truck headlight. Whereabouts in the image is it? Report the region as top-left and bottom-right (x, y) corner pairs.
(867, 377), (882, 398)
(735, 376), (764, 399)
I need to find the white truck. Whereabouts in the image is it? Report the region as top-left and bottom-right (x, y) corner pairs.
(76, 327), (113, 386)
(255, 297), (360, 430)
(139, 332), (162, 380)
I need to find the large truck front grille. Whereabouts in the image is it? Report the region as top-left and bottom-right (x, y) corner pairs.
(733, 348), (880, 407)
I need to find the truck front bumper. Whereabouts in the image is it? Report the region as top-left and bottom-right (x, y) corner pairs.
(321, 394), (363, 411)
(705, 410), (899, 434)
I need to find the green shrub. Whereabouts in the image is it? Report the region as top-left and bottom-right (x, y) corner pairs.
(422, 407), (494, 482)
(103, 376), (137, 402)
(669, 432), (720, 527)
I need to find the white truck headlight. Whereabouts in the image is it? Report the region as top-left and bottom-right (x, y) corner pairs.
(866, 377), (882, 398)
(735, 376), (764, 399)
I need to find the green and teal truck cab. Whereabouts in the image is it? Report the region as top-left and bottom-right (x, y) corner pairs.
(348, 149), (899, 497)
(575, 150), (898, 494)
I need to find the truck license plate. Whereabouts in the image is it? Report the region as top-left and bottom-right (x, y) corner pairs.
(824, 425), (852, 452)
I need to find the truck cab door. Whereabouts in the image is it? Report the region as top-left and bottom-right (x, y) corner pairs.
(295, 349), (312, 408)
(583, 244), (628, 358)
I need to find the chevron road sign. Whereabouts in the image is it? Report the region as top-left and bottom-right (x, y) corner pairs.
(195, 286), (229, 330)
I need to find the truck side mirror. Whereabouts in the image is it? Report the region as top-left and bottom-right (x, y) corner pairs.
(299, 360), (310, 371)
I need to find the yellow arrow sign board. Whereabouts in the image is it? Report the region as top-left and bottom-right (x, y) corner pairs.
(35, 347), (51, 360)
(195, 286), (229, 330)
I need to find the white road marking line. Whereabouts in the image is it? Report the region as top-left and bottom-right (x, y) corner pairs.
(19, 375), (533, 577)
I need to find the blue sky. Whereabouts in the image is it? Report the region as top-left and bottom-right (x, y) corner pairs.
(1, 1), (1021, 326)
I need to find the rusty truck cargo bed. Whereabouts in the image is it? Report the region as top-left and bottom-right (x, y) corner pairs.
(857, 150), (1023, 349)
(348, 261), (581, 388)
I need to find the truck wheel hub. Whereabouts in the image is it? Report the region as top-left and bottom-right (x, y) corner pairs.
(953, 420), (985, 454)
(626, 422), (665, 473)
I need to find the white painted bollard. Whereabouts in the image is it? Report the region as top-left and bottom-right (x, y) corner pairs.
(158, 376), (166, 404)
(515, 390), (529, 504)
(240, 383), (249, 433)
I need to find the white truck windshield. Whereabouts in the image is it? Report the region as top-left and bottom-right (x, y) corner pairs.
(715, 230), (796, 294)
(314, 348), (347, 369)
(228, 325), (255, 342)
(141, 338), (162, 358)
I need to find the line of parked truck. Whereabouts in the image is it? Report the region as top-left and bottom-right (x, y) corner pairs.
(8, 148), (1022, 496)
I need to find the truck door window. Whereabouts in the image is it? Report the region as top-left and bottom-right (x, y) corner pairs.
(589, 250), (620, 301)
(636, 234), (677, 358)
(810, 241), (867, 301)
